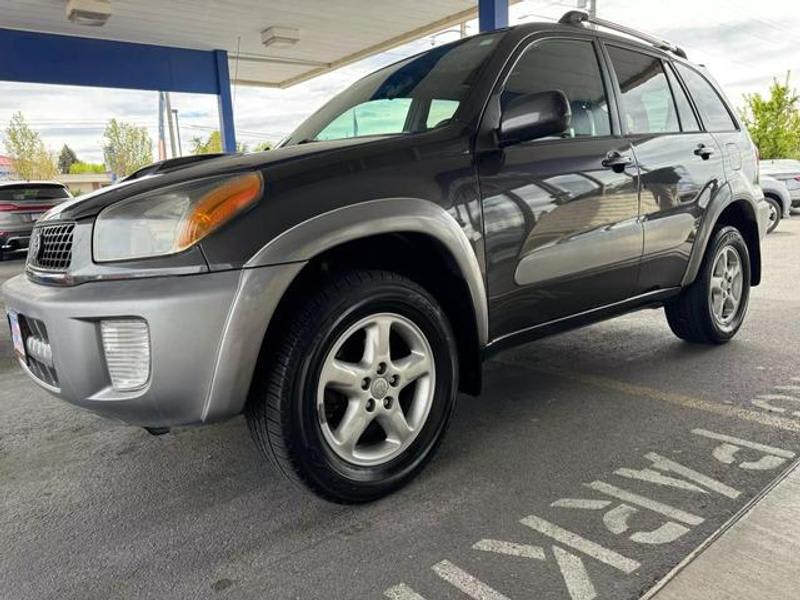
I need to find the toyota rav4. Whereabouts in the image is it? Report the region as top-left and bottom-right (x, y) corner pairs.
(3, 11), (770, 502)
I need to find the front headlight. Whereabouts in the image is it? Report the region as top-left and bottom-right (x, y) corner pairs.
(93, 172), (263, 262)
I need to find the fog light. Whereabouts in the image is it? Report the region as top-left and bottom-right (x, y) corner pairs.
(101, 319), (150, 391)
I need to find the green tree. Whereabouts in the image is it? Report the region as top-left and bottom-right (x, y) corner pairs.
(69, 162), (106, 174)
(58, 144), (78, 174)
(190, 130), (223, 154)
(252, 142), (273, 152)
(3, 112), (59, 181)
(190, 130), (248, 154)
(103, 119), (153, 178)
(740, 73), (800, 159)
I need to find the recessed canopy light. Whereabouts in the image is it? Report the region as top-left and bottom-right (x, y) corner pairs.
(261, 26), (300, 49)
(66, 0), (112, 26)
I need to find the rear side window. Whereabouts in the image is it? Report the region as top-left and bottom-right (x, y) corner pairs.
(665, 63), (700, 132)
(675, 64), (737, 132)
(502, 39), (611, 138)
(607, 46), (679, 134)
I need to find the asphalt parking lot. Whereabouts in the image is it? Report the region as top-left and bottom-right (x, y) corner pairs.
(2, 219), (799, 600)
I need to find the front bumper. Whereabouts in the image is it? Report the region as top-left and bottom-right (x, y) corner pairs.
(2, 263), (303, 427)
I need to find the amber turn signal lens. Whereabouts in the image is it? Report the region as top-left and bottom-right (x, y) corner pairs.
(176, 172), (263, 250)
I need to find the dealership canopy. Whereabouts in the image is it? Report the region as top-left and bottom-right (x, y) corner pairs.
(0, 0), (513, 150)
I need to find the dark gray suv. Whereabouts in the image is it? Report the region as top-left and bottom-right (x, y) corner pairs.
(3, 12), (769, 502)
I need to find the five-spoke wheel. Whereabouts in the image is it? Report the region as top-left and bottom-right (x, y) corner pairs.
(317, 313), (435, 466)
(708, 245), (744, 330)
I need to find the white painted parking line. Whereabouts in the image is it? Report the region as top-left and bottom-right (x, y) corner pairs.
(774, 385), (800, 392)
(692, 429), (796, 459)
(432, 560), (511, 600)
(552, 499), (612, 510)
(520, 515), (641, 574)
(615, 465), (708, 494)
(585, 481), (704, 526)
(553, 546), (597, 600)
(473, 539), (546, 560)
(384, 583), (428, 600)
(639, 452), (741, 499)
(752, 395), (800, 416)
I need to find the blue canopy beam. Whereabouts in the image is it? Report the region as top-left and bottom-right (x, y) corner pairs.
(0, 28), (236, 153)
(478, 0), (509, 31)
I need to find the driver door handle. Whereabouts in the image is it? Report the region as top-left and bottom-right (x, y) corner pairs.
(602, 151), (634, 172)
(694, 144), (715, 159)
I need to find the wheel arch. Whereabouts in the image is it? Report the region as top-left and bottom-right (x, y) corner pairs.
(682, 193), (762, 287)
(246, 198), (489, 396)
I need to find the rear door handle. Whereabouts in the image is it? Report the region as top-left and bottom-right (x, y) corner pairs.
(602, 151), (634, 172)
(694, 144), (715, 160)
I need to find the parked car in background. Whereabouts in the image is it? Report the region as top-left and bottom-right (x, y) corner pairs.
(760, 159), (800, 213)
(759, 175), (791, 233)
(0, 181), (72, 260)
(3, 11), (770, 502)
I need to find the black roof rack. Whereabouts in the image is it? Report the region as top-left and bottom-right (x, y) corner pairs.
(559, 10), (688, 59)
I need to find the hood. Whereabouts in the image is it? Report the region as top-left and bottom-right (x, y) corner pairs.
(42, 136), (390, 222)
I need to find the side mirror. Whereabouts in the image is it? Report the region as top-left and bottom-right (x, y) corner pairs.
(498, 90), (571, 147)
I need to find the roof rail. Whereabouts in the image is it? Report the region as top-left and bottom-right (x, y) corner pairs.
(559, 10), (688, 59)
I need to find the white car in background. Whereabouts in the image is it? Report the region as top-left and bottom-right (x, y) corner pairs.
(761, 159), (800, 214)
(760, 175), (791, 233)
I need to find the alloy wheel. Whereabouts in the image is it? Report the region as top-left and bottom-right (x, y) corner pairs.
(316, 313), (435, 467)
(709, 245), (744, 329)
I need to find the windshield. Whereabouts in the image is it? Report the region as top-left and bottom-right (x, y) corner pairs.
(284, 32), (502, 145)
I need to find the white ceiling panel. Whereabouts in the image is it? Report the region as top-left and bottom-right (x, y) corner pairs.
(0, 0), (504, 87)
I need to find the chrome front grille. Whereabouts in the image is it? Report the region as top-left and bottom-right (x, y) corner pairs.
(27, 223), (75, 272)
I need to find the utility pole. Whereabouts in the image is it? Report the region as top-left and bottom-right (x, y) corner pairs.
(172, 109), (183, 156)
(164, 92), (178, 158)
(157, 91), (167, 161)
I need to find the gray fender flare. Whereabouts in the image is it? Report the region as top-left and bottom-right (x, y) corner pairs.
(246, 197), (489, 346)
(681, 184), (760, 286)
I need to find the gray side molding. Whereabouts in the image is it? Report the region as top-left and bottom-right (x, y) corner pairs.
(246, 198), (489, 346)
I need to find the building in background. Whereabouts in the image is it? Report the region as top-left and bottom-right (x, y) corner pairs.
(0, 155), (14, 180)
(55, 172), (112, 196)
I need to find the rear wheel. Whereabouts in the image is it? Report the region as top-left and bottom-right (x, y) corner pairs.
(246, 270), (458, 503)
(765, 196), (781, 233)
(665, 226), (750, 344)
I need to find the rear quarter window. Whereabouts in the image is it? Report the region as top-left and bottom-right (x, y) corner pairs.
(675, 64), (737, 132)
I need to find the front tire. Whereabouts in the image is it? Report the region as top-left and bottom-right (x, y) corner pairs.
(246, 270), (458, 503)
(665, 226), (751, 344)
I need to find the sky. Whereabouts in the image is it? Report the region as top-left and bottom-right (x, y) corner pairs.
(2, 0), (800, 164)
